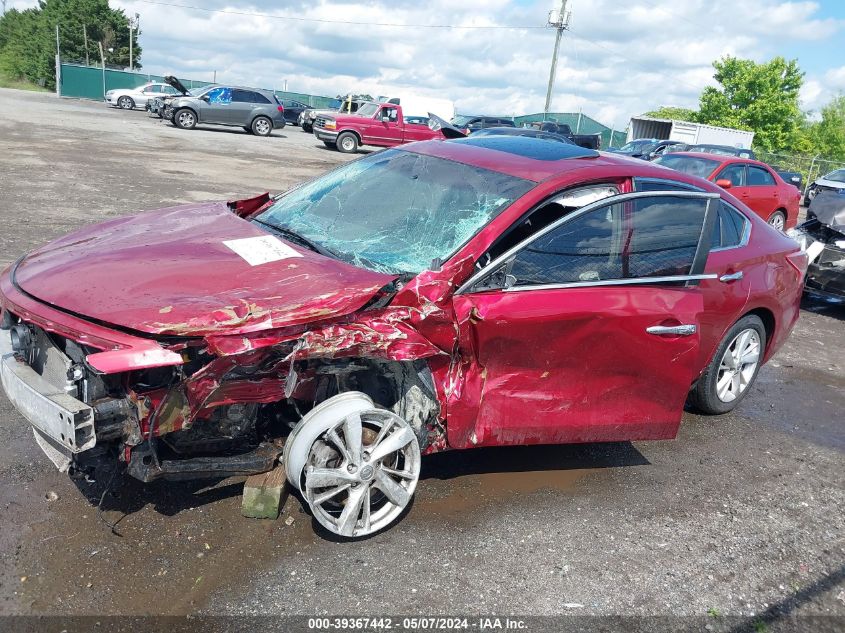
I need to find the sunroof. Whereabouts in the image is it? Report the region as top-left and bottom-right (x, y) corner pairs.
(450, 135), (600, 161)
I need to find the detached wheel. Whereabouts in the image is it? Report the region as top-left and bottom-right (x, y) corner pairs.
(117, 96), (135, 110)
(336, 131), (359, 154)
(173, 108), (197, 130)
(284, 392), (421, 538)
(251, 116), (272, 136)
(688, 315), (766, 415)
(767, 210), (786, 232)
(302, 122), (313, 133)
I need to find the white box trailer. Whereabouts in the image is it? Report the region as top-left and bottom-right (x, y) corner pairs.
(627, 116), (754, 149)
(382, 95), (456, 121)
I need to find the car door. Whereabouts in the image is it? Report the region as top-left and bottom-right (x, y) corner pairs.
(199, 87), (233, 124)
(364, 105), (403, 145)
(449, 191), (718, 449)
(745, 165), (780, 219)
(228, 89), (258, 126)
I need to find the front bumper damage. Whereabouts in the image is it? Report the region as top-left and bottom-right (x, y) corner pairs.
(790, 224), (845, 299)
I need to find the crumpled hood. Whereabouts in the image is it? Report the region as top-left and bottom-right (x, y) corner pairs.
(13, 202), (395, 337)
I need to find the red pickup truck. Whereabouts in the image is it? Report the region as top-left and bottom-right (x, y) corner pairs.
(313, 102), (447, 153)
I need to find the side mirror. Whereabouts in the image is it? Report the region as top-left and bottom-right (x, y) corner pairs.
(199, 94), (209, 102)
(715, 179), (733, 189)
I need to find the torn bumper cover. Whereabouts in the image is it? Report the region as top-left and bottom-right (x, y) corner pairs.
(0, 329), (94, 468)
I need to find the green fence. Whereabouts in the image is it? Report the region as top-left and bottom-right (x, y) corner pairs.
(513, 112), (627, 149)
(58, 63), (338, 108)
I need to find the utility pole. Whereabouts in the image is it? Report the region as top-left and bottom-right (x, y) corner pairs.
(544, 0), (571, 117)
(128, 13), (140, 72)
(2, 1), (7, 17)
(83, 25), (90, 66)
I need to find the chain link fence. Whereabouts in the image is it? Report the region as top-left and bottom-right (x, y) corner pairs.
(753, 150), (845, 199)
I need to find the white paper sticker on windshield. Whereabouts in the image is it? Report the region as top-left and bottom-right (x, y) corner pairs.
(223, 235), (303, 266)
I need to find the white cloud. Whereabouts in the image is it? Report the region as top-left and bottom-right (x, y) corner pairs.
(7, 0), (843, 128)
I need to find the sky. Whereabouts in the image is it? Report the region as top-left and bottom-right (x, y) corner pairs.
(7, 0), (845, 127)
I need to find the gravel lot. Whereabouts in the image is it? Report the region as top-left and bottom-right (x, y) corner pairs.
(0, 89), (842, 628)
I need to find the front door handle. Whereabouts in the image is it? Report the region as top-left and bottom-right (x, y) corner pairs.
(646, 324), (697, 336)
(719, 271), (744, 283)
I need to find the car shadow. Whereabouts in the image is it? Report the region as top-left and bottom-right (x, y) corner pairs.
(421, 441), (649, 480)
(74, 441), (648, 524)
(801, 292), (845, 320)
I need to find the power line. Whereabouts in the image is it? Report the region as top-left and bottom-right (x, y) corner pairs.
(134, 0), (548, 30)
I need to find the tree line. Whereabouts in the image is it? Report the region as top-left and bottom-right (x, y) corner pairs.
(0, 0), (141, 90)
(646, 56), (845, 162)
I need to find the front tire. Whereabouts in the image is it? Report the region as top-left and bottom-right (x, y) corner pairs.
(336, 131), (359, 154)
(284, 393), (421, 539)
(688, 315), (766, 415)
(117, 96), (135, 110)
(173, 108), (197, 130)
(251, 116), (272, 136)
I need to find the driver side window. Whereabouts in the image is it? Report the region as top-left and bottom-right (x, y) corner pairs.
(471, 194), (712, 291)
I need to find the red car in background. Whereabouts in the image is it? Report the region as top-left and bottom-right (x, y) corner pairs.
(654, 152), (801, 231)
(1, 137), (807, 538)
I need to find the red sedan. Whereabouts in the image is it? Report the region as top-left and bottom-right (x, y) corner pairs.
(654, 152), (801, 231)
(0, 137), (806, 537)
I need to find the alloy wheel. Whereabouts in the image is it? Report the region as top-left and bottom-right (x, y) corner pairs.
(253, 118), (271, 135)
(716, 328), (761, 403)
(177, 111), (195, 128)
(302, 408), (420, 538)
(768, 213), (785, 231)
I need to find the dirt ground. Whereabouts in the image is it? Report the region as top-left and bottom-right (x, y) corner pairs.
(0, 89), (842, 626)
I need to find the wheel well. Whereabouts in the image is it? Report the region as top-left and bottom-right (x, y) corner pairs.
(338, 129), (361, 142)
(743, 307), (776, 350)
(251, 114), (271, 124)
(305, 358), (440, 449)
(770, 208), (787, 218)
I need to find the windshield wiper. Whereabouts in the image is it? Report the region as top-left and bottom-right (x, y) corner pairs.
(253, 219), (339, 260)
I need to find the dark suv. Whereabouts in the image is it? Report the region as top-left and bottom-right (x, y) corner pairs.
(450, 115), (515, 134)
(168, 86), (286, 136)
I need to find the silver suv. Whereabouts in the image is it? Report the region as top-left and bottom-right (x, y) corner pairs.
(169, 86), (285, 136)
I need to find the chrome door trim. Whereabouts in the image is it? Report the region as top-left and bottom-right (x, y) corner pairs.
(503, 274), (719, 293)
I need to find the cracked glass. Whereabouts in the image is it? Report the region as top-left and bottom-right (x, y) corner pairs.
(257, 149), (534, 274)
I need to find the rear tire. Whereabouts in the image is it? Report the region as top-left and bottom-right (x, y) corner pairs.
(251, 116), (273, 137)
(336, 131), (359, 154)
(767, 210), (786, 231)
(688, 315), (766, 415)
(173, 108), (197, 130)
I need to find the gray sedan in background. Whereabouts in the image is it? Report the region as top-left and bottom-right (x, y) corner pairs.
(168, 86), (286, 136)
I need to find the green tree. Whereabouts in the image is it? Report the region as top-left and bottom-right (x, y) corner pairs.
(0, 0), (140, 90)
(697, 56), (804, 153)
(804, 95), (845, 161)
(644, 106), (697, 121)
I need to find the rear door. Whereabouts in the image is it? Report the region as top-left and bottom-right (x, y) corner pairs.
(745, 165), (780, 219)
(449, 191), (719, 449)
(229, 89), (259, 126)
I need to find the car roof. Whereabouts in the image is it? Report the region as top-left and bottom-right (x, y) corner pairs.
(404, 136), (727, 184)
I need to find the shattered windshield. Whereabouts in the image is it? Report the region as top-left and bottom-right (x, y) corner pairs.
(256, 149), (534, 275)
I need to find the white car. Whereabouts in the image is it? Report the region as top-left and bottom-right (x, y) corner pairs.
(104, 82), (182, 110)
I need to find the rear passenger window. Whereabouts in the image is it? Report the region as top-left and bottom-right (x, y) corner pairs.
(711, 202), (747, 249)
(747, 166), (775, 186)
(232, 89), (254, 103)
(508, 195), (709, 286)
